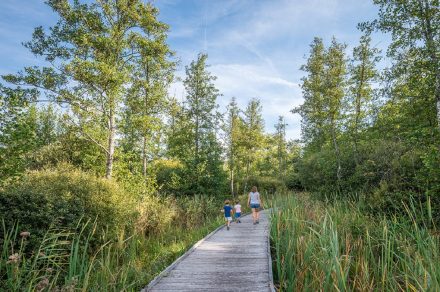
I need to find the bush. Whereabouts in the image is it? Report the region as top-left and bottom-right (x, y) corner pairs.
(245, 176), (286, 195)
(0, 164), (135, 248)
(284, 171), (303, 190)
(154, 159), (184, 195)
(135, 194), (176, 236)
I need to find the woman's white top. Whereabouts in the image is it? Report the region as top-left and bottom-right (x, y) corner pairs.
(249, 191), (260, 204)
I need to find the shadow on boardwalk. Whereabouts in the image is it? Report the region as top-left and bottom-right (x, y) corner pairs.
(143, 210), (274, 292)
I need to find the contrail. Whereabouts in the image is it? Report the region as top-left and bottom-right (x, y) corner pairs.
(203, 0), (208, 53)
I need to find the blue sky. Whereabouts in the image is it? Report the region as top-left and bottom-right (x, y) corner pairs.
(0, 0), (390, 139)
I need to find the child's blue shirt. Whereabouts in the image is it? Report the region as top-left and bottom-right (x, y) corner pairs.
(223, 205), (232, 217)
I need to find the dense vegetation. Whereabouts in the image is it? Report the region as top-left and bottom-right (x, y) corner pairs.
(271, 1), (440, 291)
(293, 0), (440, 220)
(0, 0), (293, 290)
(1, 0), (439, 290)
(271, 193), (440, 291)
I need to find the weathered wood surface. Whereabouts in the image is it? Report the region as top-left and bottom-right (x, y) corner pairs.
(143, 210), (274, 292)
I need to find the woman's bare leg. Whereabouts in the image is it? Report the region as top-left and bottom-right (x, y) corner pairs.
(252, 208), (256, 223)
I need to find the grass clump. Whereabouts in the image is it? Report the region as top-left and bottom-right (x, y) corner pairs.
(0, 208), (223, 291)
(270, 193), (440, 291)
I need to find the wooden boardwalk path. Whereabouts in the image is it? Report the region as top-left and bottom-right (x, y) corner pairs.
(143, 210), (274, 292)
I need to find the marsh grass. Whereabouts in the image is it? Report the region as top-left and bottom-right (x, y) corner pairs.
(1, 206), (223, 291)
(270, 193), (440, 291)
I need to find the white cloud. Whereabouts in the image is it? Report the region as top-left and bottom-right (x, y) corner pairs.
(211, 63), (303, 139)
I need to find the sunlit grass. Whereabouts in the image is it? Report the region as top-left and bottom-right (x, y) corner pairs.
(0, 217), (223, 291)
(270, 193), (440, 291)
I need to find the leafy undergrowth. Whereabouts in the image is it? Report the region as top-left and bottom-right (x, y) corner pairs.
(270, 193), (440, 291)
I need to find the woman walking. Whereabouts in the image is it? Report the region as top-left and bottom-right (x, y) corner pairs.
(247, 186), (262, 225)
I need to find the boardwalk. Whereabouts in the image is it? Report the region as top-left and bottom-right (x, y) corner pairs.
(144, 210), (274, 292)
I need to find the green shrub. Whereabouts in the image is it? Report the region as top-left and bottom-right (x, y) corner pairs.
(284, 171), (303, 190)
(245, 176), (286, 195)
(154, 159), (184, 195)
(0, 164), (135, 248)
(135, 194), (176, 236)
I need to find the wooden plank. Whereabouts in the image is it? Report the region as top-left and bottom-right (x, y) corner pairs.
(143, 210), (275, 292)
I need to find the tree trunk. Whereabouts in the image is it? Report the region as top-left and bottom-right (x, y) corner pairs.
(105, 110), (116, 179)
(142, 135), (147, 177)
(419, 0), (440, 134)
(437, 93), (440, 131)
(353, 62), (365, 165)
(331, 121), (342, 182)
(230, 168), (234, 196)
(143, 60), (150, 177)
(243, 157), (250, 194)
(230, 142), (235, 196)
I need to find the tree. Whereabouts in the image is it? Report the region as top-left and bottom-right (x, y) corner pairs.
(123, 4), (176, 177)
(0, 87), (37, 181)
(242, 98), (265, 192)
(347, 34), (381, 163)
(183, 54), (220, 165)
(169, 53), (226, 195)
(363, 0), (440, 134)
(324, 38), (347, 182)
(294, 38), (347, 182)
(293, 38), (327, 149)
(274, 116), (288, 178)
(2, 0), (166, 179)
(223, 97), (243, 196)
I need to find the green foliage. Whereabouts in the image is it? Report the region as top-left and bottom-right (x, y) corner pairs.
(0, 215), (222, 291)
(2, 0), (177, 179)
(167, 54), (227, 196)
(271, 193), (440, 291)
(294, 13), (440, 215)
(245, 176), (286, 195)
(0, 164), (135, 249)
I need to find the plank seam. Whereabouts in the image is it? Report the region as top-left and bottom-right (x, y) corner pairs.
(142, 218), (231, 291)
(141, 211), (274, 292)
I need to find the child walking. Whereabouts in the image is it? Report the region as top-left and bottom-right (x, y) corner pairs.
(222, 200), (233, 230)
(234, 200), (242, 223)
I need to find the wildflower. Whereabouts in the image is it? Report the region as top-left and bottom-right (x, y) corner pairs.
(35, 277), (49, 292)
(7, 253), (20, 264)
(46, 267), (54, 273)
(20, 231), (30, 238)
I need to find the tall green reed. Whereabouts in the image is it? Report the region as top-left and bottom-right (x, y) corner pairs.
(1, 215), (222, 291)
(270, 193), (440, 291)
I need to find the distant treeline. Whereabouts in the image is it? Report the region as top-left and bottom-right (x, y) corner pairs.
(293, 0), (440, 219)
